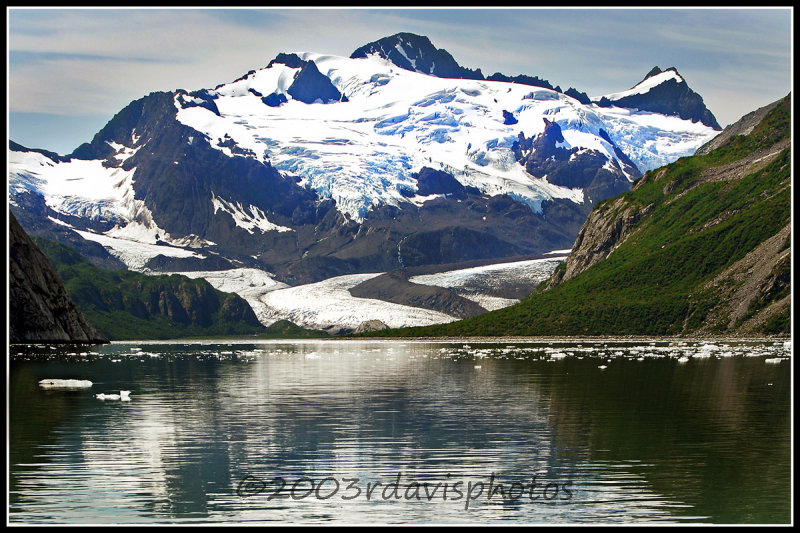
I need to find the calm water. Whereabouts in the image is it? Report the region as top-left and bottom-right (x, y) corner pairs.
(8, 339), (792, 524)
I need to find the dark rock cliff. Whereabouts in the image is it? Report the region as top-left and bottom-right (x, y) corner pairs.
(287, 60), (346, 104)
(9, 210), (108, 344)
(351, 32), (484, 80)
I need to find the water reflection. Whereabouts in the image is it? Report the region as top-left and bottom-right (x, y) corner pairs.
(9, 339), (791, 524)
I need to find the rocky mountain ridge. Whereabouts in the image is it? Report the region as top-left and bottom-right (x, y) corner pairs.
(10, 210), (108, 344)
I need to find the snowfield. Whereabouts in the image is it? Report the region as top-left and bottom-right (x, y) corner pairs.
(75, 228), (206, 271)
(8, 147), (212, 271)
(257, 273), (458, 333)
(9, 149), (140, 223)
(175, 52), (718, 221)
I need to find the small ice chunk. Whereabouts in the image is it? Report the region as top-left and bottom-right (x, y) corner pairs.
(96, 390), (132, 401)
(96, 393), (120, 400)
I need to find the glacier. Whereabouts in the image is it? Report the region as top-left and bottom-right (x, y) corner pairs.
(410, 254), (569, 311)
(164, 254), (569, 332)
(175, 52), (718, 221)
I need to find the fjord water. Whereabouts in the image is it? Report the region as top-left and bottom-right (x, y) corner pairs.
(9, 339), (791, 524)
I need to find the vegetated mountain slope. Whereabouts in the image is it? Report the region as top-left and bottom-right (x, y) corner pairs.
(8, 34), (719, 287)
(9, 210), (108, 344)
(32, 237), (268, 340)
(364, 94), (791, 338)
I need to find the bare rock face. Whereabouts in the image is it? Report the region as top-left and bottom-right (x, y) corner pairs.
(546, 196), (652, 287)
(350, 32), (484, 80)
(349, 270), (486, 319)
(697, 223), (791, 334)
(9, 210), (108, 344)
(354, 320), (390, 334)
(596, 67), (721, 130)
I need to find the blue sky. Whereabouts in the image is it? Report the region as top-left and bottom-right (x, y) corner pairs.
(7, 7), (793, 154)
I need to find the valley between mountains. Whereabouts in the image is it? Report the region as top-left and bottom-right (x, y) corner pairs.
(9, 33), (789, 340)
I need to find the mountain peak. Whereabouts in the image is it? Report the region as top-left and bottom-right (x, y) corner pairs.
(267, 52), (306, 70)
(350, 32), (483, 80)
(644, 66), (663, 78)
(630, 66), (683, 91)
(391, 32), (435, 49)
(596, 66), (720, 130)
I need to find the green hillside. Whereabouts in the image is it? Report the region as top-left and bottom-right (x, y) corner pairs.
(361, 95), (791, 338)
(34, 237), (267, 340)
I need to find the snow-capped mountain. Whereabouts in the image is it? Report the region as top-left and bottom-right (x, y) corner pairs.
(593, 66), (721, 129)
(350, 32), (485, 80)
(9, 33), (722, 330)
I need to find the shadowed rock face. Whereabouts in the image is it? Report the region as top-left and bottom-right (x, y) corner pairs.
(287, 60), (345, 104)
(265, 53), (346, 104)
(351, 32), (484, 80)
(9, 210), (108, 344)
(513, 118), (640, 206)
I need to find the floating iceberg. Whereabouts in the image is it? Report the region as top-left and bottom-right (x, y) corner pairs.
(39, 379), (93, 389)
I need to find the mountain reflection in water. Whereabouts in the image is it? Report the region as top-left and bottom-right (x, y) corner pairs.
(9, 339), (791, 524)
